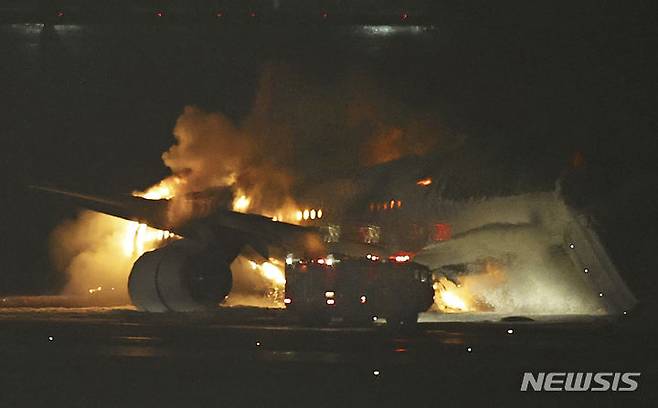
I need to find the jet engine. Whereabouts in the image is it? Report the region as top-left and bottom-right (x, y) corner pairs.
(128, 239), (233, 312)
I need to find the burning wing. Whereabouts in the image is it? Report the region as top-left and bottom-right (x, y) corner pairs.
(32, 185), (172, 230)
(32, 185), (323, 312)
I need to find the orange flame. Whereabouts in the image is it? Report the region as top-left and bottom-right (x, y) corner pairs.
(133, 176), (184, 200)
(433, 260), (504, 312)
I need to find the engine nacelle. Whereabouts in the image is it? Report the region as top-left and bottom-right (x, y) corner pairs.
(128, 240), (233, 312)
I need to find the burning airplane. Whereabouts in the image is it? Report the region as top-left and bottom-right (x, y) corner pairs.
(35, 137), (637, 316)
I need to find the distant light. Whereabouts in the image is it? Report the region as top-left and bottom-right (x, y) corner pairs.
(569, 243), (575, 249)
(284, 298), (292, 304)
(325, 256), (334, 266)
(216, 11), (224, 18)
(373, 370), (380, 376)
(285, 255), (293, 265)
(296, 211), (303, 221)
(310, 209), (316, 220)
(360, 295), (367, 304)
(154, 10), (165, 17)
(317, 258), (325, 265)
(326, 299), (335, 305)
(256, 341), (261, 346)
(400, 12), (409, 21)
(55, 11), (64, 17)
(507, 329), (514, 334)
(416, 177), (432, 186)
(249, 11), (256, 17)
(623, 311), (627, 315)
(303, 209), (309, 220)
(111, 287), (115, 291)
(466, 347), (472, 352)
(599, 292), (604, 297)
(325, 291), (335, 298)
(390, 199), (395, 209)
(372, 316), (378, 321)
(48, 336), (54, 341)
(321, 11), (328, 19)
(584, 267), (589, 273)
(317, 209), (323, 219)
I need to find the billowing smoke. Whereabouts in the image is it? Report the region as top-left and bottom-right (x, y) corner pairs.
(159, 63), (450, 215)
(50, 211), (140, 303)
(52, 63), (452, 306)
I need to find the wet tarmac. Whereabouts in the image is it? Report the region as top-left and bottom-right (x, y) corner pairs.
(0, 301), (654, 407)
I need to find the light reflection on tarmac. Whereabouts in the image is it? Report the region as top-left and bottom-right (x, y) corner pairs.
(0, 297), (653, 407)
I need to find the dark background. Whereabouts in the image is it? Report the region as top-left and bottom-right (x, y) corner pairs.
(0, 1), (655, 311)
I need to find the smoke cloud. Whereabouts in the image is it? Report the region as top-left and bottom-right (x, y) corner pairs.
(50, 211), (136, 303)
(160, 63), (450, 214)
(52, 63), (453, 305)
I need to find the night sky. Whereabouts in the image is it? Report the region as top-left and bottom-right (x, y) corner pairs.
(0, 2), (655, 308)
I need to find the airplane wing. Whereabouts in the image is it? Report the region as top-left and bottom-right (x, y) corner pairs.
(31, 185), (172, 229)
(30, 185), (324, 258)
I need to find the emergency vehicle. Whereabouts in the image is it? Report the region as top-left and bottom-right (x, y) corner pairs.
(283, 252), (434, 327)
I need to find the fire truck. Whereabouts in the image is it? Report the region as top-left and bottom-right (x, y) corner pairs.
(283, 252), (434, 327)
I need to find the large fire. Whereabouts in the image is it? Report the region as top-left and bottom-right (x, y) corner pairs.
(120, 221), (176, 257)
(131, 177), (288, 306)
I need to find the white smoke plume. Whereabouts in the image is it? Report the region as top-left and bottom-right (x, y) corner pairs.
(50, 211), (136, 303)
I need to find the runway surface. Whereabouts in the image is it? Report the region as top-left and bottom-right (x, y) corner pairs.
(0, 301), (654, 407)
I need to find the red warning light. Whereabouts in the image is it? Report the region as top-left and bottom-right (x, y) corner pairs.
(154, 10), (165, 17)
(55, 10), (64, 17)
(249, 11), (257, 18)
(400, 12), (409, 21)
(432, 223), (452, 241)
(321, 11), (329, 19)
